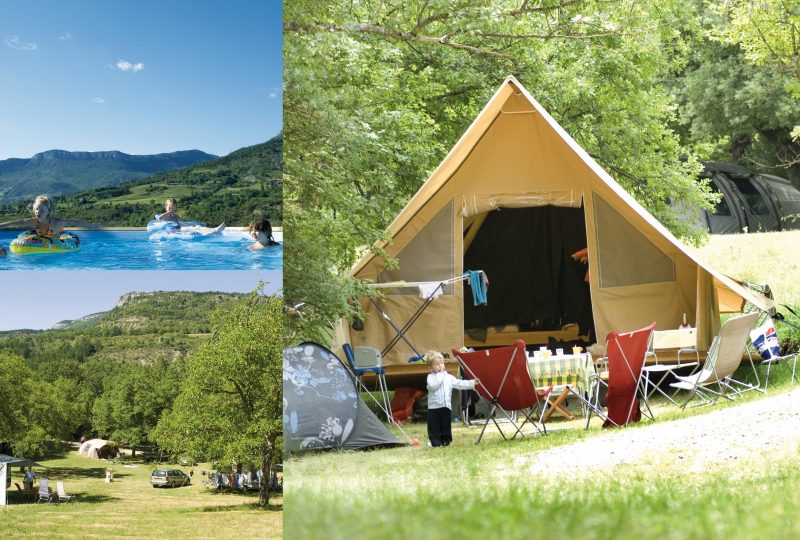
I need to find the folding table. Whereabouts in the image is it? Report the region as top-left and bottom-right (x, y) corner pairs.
(526, 352), (594, 421)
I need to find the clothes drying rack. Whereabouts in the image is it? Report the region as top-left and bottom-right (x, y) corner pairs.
(366, 271), (486, 360)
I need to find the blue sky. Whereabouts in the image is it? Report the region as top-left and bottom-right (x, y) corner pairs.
(0, 1), (282, 160)
(0, 270), (281, 330)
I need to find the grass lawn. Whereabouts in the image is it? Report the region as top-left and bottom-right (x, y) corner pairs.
(691, 230), (800, 306)
(1, 447), (282, 539)
(285, 367), (800, 540)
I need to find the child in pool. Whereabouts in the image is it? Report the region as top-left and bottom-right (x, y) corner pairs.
(248, 218), (279, 249)
(0, 195), (100, 234)
(156, 198), (224, 235)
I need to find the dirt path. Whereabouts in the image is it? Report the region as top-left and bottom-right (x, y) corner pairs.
(512, 387), (800, 480)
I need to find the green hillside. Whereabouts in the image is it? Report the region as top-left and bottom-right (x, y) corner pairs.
(0, 290), (243, 369)
(0, 134), (282, 227)
(0, 149), (217, 204)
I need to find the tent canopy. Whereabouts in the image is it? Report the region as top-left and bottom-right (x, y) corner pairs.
(344, 76), (773, 372)
(0, 454), (41, 468)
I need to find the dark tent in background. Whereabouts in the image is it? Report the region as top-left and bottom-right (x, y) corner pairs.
(283, 343), (402, 452)
(690, 162), (800, 234)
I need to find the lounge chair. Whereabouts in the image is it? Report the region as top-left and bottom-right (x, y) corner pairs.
(670, 312), (759, 408)
(56, 481), (75, 502)
(640, 328), (700, 406)
(452, 340), (552, 443)
(37, 478), (52, 503)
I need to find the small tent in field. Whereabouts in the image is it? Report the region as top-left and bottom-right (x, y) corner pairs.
(343, 76), (774, 378)
(78, 439), (115, 459)
(283, 342), (402, 452)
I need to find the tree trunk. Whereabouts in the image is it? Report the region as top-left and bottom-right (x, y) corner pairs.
(259, 437), (273, 507)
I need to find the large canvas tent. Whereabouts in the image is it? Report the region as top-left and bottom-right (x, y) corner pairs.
(343, 76), (774, 378)
(283, 343), (402, 452)
(78, 439), (115, 459)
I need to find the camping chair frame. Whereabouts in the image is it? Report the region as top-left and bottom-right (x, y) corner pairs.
(453, 341), (551, 444)
(751, 312), (799, 389)
(640, 329), (701, 407)
(342, 343), (394, 424)
(576, 323), (655, 428)
(670, 312), (761, 408)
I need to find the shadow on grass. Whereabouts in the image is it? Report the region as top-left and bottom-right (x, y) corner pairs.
(39, 465), (133, 481)
(4, 492), (120, 505)
(200, 502), (282, 512)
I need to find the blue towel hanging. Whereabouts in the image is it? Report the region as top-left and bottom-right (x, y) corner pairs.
(465, 270), (488, 306)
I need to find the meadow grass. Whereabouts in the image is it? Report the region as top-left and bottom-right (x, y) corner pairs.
(1, 448), (281, 539)
(285, 367), (800, 540)
(691, 230), (800, 306)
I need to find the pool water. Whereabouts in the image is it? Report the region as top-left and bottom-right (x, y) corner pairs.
(0, 230), (282, 270)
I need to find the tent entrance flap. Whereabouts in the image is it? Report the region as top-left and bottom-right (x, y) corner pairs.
(463, 205), (593, 341)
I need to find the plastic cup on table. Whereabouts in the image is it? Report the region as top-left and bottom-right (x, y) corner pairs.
(555, 348), (564, 356)
(572, 346), (583, 355)
(542, 350), (552, 360)
(533, 350), (542, 359)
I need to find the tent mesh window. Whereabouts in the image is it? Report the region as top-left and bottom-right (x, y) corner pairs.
(593, 193), (676, 288)
(378, 199), (454, 295)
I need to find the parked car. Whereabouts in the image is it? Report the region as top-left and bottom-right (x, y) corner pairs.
(150, 469), (190, 488)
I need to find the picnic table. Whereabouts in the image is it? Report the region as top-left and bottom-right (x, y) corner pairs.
(527, 352), (594, 421)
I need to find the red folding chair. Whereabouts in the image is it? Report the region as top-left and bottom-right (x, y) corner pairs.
(584, 322), (656, 428)
(452, 340), (552, 444)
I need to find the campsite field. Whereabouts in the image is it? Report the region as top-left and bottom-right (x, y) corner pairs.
(0, 447), (281, 539)
(285, 371), (800, 540)
(285, 231), (800, 539)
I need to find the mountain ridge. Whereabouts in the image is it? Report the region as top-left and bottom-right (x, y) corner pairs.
(0, 149), (218, 203)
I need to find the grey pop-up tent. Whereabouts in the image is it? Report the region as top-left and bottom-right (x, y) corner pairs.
(283, 342), (402, 452)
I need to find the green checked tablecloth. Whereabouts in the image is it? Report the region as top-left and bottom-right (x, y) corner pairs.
(526, 353), (594, 394)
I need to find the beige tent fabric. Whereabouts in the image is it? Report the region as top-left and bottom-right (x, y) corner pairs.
(346, 76), (774, 369)
(78, 439), (112, 459)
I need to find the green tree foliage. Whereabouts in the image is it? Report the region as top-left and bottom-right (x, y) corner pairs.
(0, 291), (245, 454)
(284, 0), (712, 342)
(154, 291), (283, 508)
(672, 5), (800, 183)
(91, 359), (186, 447)
(0, 350), (86, 457)
(712, 0), (800, 81)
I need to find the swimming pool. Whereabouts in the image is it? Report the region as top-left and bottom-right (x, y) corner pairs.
(0, 230), (283, 270)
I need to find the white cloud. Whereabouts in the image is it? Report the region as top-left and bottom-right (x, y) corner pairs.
(5, 36), (37, 51)
(60, 32), (72, 40)
(115, 59), (144, 72)
(93, 97), (105, 104)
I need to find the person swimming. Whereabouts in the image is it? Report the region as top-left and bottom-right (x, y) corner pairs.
(155, 198), (224, 236)
(0, 194), (100, 234)
(248, 218), (279, 250)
